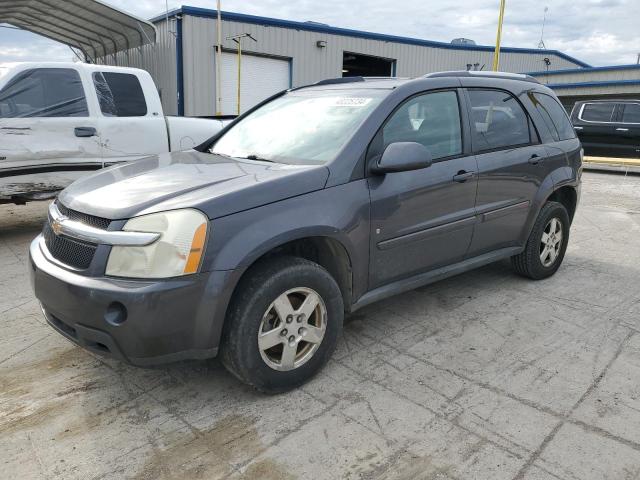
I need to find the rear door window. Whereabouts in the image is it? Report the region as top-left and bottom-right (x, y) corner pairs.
(529, 92), (576, 141)
(467, 89), (531, 152)
(0, 68), (88, 118)
(579, 103), (615, 122)
(93, 72), (147, 117)
(621, 103), (640, 124)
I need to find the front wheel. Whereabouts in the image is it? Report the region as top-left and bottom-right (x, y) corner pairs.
(511, 201), (570, 280)
(220, 256), (344, 393)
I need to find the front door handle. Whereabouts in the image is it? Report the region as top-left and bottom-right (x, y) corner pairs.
(616, 128), (630, 132)
(453, 170), (475, 183)
(75, 127), (97, 138)
(528, 154), (542, 165)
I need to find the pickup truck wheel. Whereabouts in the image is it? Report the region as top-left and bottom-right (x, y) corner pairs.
(511, 201), (570, 280)
(220, 256), (343, 393)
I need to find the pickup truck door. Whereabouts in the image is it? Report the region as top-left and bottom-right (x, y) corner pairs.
(0, 67), (102, 196)
(91, 71), (168, 166)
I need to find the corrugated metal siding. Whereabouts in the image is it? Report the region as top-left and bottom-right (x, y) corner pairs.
(531, 68), (640, 85)
(552, 84), (640, 97)
(96, 19), (178, 115)
(181, 15), (581, 116)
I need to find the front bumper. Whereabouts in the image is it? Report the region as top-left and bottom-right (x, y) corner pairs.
(29, 235), (235, 366)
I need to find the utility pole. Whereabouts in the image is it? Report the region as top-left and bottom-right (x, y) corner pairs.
(215, 0), (223, 116)
(492, 0), (506, 71)
(227, 33), (257, 115)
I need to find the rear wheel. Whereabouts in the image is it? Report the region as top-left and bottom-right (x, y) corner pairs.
(220, 256), (343, 393)
(511, 201), (570, 280)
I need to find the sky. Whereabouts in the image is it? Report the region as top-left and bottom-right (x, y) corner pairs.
(0, 0), (638, 67)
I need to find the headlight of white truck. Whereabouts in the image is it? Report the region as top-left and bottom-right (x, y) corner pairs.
(106, 209), (208, 279)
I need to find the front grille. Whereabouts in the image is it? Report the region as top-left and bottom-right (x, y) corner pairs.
(43, 222), (97, 269)
(56, 202), (111, 230)
(43, 202), (110, 270)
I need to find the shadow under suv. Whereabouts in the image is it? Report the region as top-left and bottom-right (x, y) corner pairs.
(30, 71), (582, 392)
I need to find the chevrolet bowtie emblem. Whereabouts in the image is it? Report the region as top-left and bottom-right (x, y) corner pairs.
(51, 217), (66, 236)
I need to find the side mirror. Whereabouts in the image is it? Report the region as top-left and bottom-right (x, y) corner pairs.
(370, 142), (433, 174)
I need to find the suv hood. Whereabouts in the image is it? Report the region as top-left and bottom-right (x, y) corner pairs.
(58, 151), (330, 220)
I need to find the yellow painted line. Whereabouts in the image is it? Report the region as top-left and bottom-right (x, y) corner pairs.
(583, 156), (640, 167)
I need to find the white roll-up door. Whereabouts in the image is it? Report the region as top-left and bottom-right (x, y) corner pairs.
(218, 52), (290, 115)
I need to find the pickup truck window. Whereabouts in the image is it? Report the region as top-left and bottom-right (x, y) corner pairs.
(529, 92), (576, 142)
(621, 103), (640, 124)
(93, 72), (147, 117)
(382, 91), (462, 160)
(211, 89), (385, 164)
(0, 68), (88, 118)
(468, 89), (531, 152)
(580, 103), (615, 123)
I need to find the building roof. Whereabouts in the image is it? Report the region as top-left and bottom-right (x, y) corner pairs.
(0, 0), (156, 60)
(527, 64), (640, 76)
(154, 6), (591, 69)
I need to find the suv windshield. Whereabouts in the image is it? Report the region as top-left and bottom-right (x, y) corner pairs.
(211, 89), (386, 164)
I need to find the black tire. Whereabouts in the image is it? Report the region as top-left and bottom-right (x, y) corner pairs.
(511, 201), (570, 280)
(220, 256), (344, 393)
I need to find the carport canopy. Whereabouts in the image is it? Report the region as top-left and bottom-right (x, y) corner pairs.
(0, 0), (156, 60)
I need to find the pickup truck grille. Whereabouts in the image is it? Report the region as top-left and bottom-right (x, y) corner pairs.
(43, 202), (112, 270)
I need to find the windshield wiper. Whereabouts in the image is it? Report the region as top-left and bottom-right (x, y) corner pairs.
(245, 154), (276, 163)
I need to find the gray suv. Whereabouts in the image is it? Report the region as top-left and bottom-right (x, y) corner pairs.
(30, 71), (582, 392)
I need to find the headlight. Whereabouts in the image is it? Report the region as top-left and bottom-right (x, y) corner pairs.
(106, 209), (208, 279)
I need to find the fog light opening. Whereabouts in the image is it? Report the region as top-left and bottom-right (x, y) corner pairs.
(104, 302), (128, 326)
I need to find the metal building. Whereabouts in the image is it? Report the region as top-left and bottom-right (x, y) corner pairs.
(99, 6), (591, 117)
(528, 65), (640, 112)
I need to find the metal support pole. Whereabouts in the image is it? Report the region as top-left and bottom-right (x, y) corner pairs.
(216, 0), (223, 115)
(492, 0), (506, 71)
(237, 41), (242, 115)
(227, 33), (256, 116)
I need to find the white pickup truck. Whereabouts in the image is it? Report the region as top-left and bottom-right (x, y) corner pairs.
(0, 62), (226, 203)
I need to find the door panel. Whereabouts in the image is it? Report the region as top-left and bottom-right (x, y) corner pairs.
(368, 157), (478, 288)
(573, 102), (617, 157)
(0, 67), (102, 196)
(610, 103), (640, 158)
(93, 71), (168, 165)
(464, 88), (548, 256)
(367, 89), (477, 289)
(469, 144), (548, 255)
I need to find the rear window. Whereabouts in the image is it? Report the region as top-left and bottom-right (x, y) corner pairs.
(580, 103), (615, 122)
(468, 89), (531, 152)
(93, 72), (147, 117)
(529, 92), (576, 141)
(621, 103), (640, 124)
(0, 68), (88, 118)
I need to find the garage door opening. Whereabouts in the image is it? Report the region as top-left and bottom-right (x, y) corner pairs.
(342, 52), (395, 77)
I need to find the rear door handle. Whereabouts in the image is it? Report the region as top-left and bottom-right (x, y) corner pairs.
(616, 128), (629, 132)
(75, 127), (97, 137)
(453, 170), (475, 183)
(573, 126), (583, 130)
(528, 154), (542, 165)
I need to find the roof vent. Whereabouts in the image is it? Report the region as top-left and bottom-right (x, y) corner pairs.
(451, 38), (477, 46)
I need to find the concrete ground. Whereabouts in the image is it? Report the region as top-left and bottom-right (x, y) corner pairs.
(1, 171), (640, 480)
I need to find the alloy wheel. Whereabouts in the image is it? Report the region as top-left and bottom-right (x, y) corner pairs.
(540, 217), (563, 267)
(257, 287), (327, 371)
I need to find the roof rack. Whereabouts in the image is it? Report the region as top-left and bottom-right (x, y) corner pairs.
(314, 77), (365, 86)
(424, 71), (540, 84)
